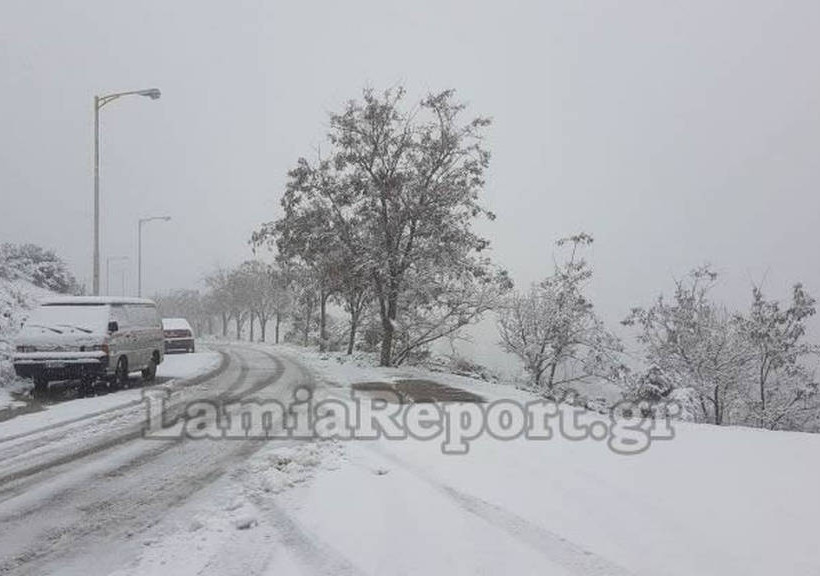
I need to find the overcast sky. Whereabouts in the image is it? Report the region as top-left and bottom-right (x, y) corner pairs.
(2, 0), (819, 339)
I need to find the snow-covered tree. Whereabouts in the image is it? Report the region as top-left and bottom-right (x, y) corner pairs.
(0, 243), (80, 294)
(236, 260), (290, 343)
(226, 266), (256, 340)
(255, 87), (505, 365)
(253, 176), (348, 351)
(626, 268), (820, 430)
(392, 262), (510, 365)
(740, 284), (819, 430)
(276, 264), (319, 346)
(335, 255), (371, 355)
(498, 233), (623, 395)
(624, 267), (750, 425)
(204, 268), (237, 338)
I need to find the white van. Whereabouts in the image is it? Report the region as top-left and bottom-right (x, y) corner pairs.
(13, 297), (165, 396)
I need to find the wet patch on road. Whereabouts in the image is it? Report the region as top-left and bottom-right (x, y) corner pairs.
(0, 377), (173, 423)
(352, 379), (485, 404)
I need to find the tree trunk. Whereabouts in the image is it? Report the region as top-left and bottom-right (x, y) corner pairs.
(221, 313), (229, 337)
(235, 315), (242, 340)
(249, 312), (255, 342)
(260, 317), (267, 342)
(275, 313), (281, 344)
(547, 362), (558, 391)
(380, 320), (393, 366)
(319, 290), (329, 352)
(347, 310), (359, 355)
(533, 364), (547, 391)
(379, 294), (397, 366)
(303, 306), (311, 346)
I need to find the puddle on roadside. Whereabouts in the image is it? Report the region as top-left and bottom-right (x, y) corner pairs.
(351, 380), (485, 404)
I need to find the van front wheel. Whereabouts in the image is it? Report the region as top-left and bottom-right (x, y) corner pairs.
(111, 357), (128, 391)
(142, 357), (157, 382)
(33, 377), (48, 398)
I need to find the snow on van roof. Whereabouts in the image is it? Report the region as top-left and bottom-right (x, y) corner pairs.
(162, 318), (192, 330)
(40, 296), (157, 306)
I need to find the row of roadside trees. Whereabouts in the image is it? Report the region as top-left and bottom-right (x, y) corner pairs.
(154, 261), (290, 346)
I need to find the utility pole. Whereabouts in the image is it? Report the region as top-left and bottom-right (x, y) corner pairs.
(92, 88), (161, 295)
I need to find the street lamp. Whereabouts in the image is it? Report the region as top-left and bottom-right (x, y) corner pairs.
(138, 216), (171, 297)
(105, 256), (130, 296)
(93, 88), (162, 296)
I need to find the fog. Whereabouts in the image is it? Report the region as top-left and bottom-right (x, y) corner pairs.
(2, 0), (819, 340)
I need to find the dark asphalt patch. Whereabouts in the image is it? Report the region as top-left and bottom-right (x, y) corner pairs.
(352, 379), (485, 403)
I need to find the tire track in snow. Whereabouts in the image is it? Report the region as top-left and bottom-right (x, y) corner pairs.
(364, 445), (635, 576)
(0, 345), (288, 502)
(0, 349), (231, 446)
(0, 350), (241, 492)
(0, 346), (297, 575)
(245, 495), (367, 576)
(289, 353), (635, 576)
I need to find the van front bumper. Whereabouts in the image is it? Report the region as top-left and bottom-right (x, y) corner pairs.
(13, 353), (110, 381)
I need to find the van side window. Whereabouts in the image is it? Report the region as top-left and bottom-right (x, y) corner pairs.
(126, 304), (159, 327)
(126, 305), (144, 327)
(110, 304), (131, 329)
(147, 306), (160, 327)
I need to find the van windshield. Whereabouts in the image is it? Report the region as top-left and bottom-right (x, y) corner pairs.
(26, 305), (110, 335)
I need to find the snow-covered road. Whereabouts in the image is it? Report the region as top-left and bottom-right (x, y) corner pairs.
(0, 344), (305, 575)
(2, 344), (819, 576)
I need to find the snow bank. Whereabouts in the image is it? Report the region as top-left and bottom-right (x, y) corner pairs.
(242, 440), (344, 496)
(263, 345), (820, 575)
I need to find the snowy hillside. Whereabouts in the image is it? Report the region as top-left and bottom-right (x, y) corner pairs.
(0, 278), (54, 409)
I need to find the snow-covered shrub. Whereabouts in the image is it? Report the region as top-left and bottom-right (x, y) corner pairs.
(668, 387), (700, 422)
(0, 243), (80, 294)
(0, 278), (54, 397)
(498, 234), (625, 396)
(626, 266), (820, 431)
(429, 352), (497, 382)
(626, 367), (674, 403)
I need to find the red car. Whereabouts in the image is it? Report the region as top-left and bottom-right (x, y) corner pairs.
(162, 318), (195, 353)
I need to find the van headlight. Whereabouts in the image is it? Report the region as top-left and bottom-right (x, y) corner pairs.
(91, 344), (109, 355)
(16, 345), (36, 353)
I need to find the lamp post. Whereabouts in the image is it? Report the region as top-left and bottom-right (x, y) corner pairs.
(93, 88), (161, 296)
(138, 216), (171, 297)
(105, 256), (130, 296)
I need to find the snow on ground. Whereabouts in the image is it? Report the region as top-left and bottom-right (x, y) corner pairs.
(109, 343), (820, 576)
(156, 350), (221, 381)
(0, 351), (221, 437)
